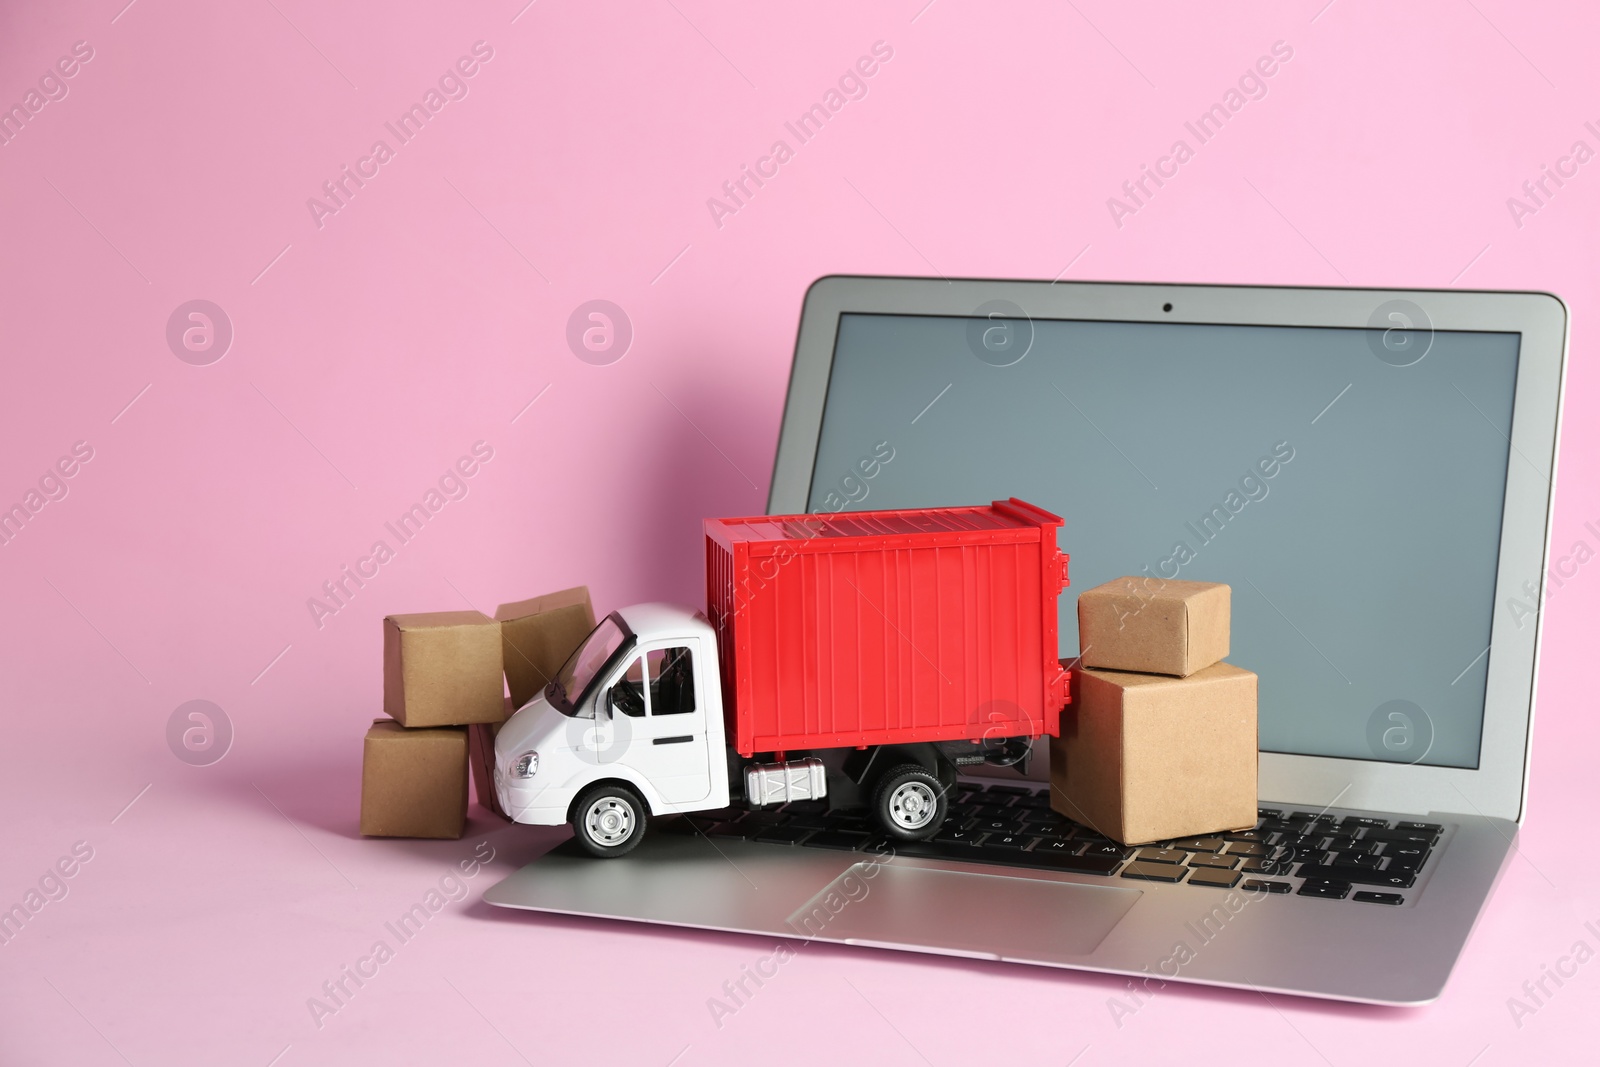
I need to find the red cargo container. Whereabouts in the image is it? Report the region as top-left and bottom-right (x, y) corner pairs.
(706, 498), (1071, 758)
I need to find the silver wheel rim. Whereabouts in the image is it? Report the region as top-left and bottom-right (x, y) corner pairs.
(888, 780), (938, 830)
(584, 796), (635, 846)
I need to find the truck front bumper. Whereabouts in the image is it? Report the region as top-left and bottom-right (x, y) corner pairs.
(495, 767), (567, 827)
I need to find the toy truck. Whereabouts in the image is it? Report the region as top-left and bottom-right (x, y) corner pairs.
(494, 499), (1071, 857)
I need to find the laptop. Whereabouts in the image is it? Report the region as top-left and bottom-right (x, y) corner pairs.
(485, 276), (1567, 1005)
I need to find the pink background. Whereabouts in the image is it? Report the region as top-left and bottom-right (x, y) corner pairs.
(2, 1), (1597, 1063)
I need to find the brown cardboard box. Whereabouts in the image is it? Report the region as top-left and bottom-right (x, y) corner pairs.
(467, 698), (513, 820)
(383, 610), (504, 727)
(496, 586), (596, 709)
(1077, 576), (1230, 677)
(360, 719), (468, 838)
(1049, 662), (1257, 845)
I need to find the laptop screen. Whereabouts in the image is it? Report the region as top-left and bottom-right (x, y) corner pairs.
(807, 312), (1522, 770)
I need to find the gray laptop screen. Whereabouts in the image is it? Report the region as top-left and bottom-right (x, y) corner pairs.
(807, 313), (1521, 769)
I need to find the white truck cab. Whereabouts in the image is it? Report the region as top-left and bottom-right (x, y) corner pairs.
(494, 603), (730, 856)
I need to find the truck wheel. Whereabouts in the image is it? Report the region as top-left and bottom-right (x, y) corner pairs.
(571, 783), (648, 858)
(873, 764), (948, 841)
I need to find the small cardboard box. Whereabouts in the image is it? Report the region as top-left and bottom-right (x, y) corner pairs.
(360, 719), (468, 838)
(1077, 576), (1230, 677)
(467, 698), (512, 820)
(1049, 662), (1257, 845)
(496, 586), (596, 710)
(383, 610), (504, 727)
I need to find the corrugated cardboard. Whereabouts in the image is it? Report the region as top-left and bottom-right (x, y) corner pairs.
(1077, 576), (1230, 677)
(360, 719), (468, 838)
(382, 610), (504, 727)
(495, 586), (596, 710)
(468, 698), (512, 820)
(1049, 662), (1257, 845)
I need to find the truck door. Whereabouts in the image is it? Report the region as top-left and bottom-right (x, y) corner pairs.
(606, 643), (711, 804)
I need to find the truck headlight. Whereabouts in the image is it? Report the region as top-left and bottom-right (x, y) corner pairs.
(512, 751), (539, 779)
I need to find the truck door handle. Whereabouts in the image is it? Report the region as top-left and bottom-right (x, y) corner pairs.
(653, 735), (694, 745)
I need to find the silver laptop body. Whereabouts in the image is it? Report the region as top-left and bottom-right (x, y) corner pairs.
(487, 277), (1567, 1005)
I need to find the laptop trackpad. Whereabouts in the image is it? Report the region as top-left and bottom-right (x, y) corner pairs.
(786, 863), (1140, 961)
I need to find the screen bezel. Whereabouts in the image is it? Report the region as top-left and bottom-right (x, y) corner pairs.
(768, 276), (1567, 823)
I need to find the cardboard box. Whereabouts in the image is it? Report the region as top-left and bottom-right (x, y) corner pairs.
(1077, 576), (1230, 677)
(383, 610), (504, 727)
(360, 719), (468, 838)
(1049, 662), (1257, 845)
(468, 698), (512, 820)
(496, 586), (596, 710)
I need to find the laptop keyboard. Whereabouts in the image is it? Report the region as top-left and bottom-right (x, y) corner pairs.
(670, 782), (1444, 906)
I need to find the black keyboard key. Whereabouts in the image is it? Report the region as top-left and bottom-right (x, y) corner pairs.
(1241, 879), (1291, 894)
(983, 834), (1034, 851)
(1291, 812), (1339, 824)
(1225, 830), (1270, 844)
(782, 799), (828, 815)
(1081, 843), (1131, 859)
(691, 808), (744, 824)
(1362, 828), (1436, 846)
(741, 810), (789, 828)
(1394, 821), (1443, 835)
(972, 817), (1027, 834)
(1297, 879), (1352, 899)
(1187, 868), (1241, 889)
(805, 830), (872, 851)
(967, 804), (1017, 821)
(1034, 838), (1079, 854)
(1017, 812), (1068, 831)
(754, 826), (814, 845)
(1188, 853), (1239, 869)
(1174, 837), (1226, 853)
(1328, 852), (1383, 869)
(704, 821), (752, 838)
(1322, 835), (1360, 852)
(1029, 826), (1074, 844)
(1227, 842), (1267, 857)
(784, 813), (830, 830)
(932, 827), (983, 846)
(1014, 850), (1121, 875)
(1270, 844), (1318, 865)
(1360, 870), (1418, 889)
(1353, 891), (1406, 905)
(1383, 846), (1430, 870)
(1339, 816), (1389, 830)
(1122, 860), (1187, 883)
(1136, 848), (1188, 865)
(982, 785), (1035, 796)
(1274, 835), (1327, 853)
(968, 805), (1018, 819)
(1238, 858), (1294, 876)
(1257, 807), (1284, 821)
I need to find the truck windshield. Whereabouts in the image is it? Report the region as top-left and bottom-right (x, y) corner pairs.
(547, 615), (631, 717)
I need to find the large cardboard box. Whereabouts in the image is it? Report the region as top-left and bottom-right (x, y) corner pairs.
(468, 698), (512, 820)
(1049, 662), (1257, 845)
(360, 719), (468, 838)
(1077, 576), (1230, 677)
(383, 610), (504, 727)
(496, 586), (596, 710)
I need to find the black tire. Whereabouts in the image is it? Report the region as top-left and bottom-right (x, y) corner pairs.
(872, 764), (948, 841)
(570, 783), (648, 858)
